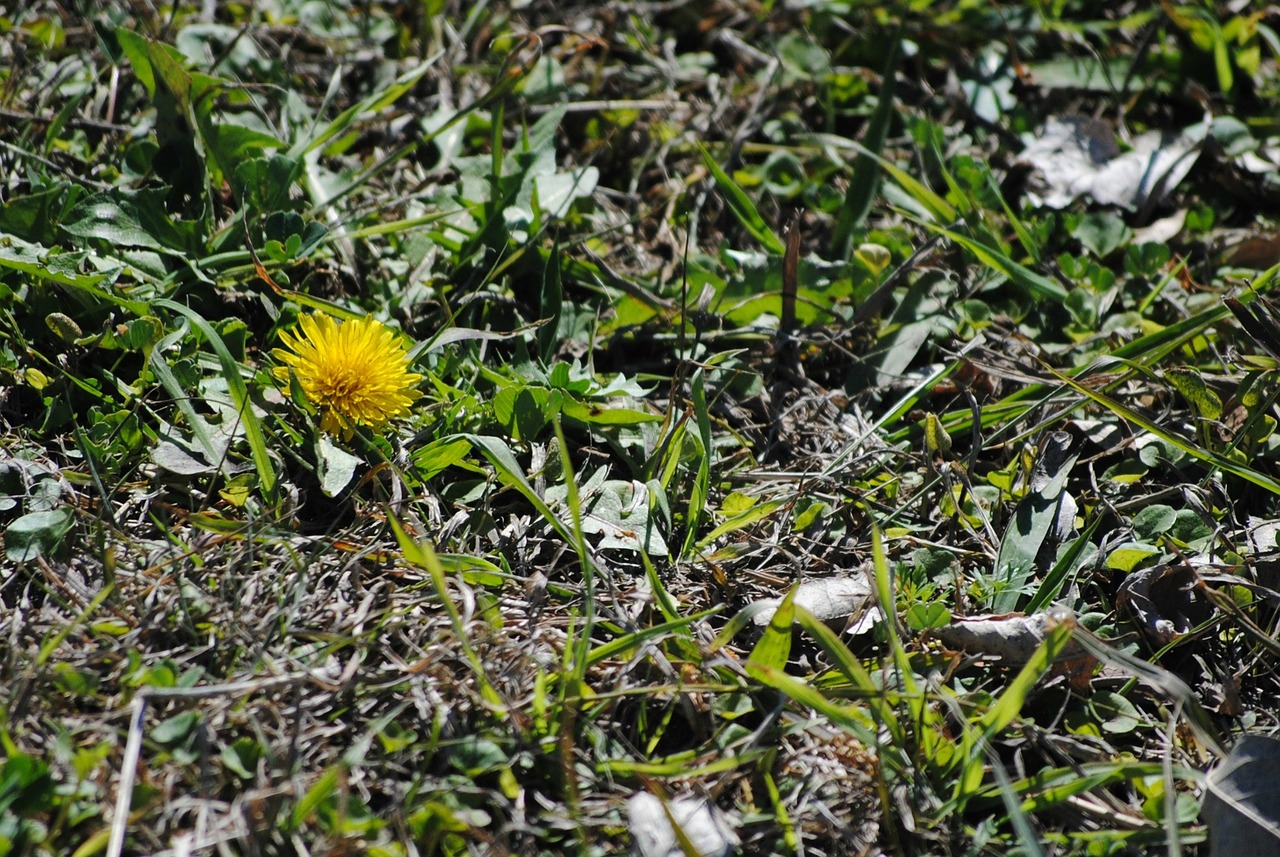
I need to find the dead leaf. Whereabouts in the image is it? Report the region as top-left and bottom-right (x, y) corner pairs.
(932, 608), (1095, 685)
(934, 608), (1071, 660)
(1017, 116), (1206, 212)
(752, 572), (880, 634)
(1116, 562), (1213, 645)
(1132, 209), (1187, 245)
(1223, 235), (1280, 271)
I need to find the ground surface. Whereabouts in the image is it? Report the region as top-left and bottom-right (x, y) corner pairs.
(4, 1), (1280, 855)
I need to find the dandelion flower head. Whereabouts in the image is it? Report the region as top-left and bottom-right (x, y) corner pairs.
(273, 313), (422, 436)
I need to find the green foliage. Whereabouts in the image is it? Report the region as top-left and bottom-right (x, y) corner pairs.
(7, 0), (1280, 854)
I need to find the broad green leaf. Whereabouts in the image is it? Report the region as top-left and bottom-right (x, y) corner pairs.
(928, 223), (1069, 302)
(992, 433), (1080, 613)
(544, 477), (670, 556)
(559, 398), (662, 426)
(696, 499), (785, 549)
(1165, 367), (1223, 420)
(1089, 691), (1143, 734)
(152, 710), (199, 745)
(222, 738), (263, 779)
(1105, 542), (1161, 572)
(1131, 504), (1177, 539)
(0, 235), (139, 308)
(6, 508), (74, 562)
(410, 438), (471, 480)
(62, 189), (197, 253)
(906, 602), (951, 631)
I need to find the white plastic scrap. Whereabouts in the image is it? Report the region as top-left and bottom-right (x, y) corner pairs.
(628, 792), (739, 857)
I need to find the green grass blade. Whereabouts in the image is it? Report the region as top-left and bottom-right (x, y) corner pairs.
(696, 142), (786, 254)
(389, 515), (507, 713)
(831, 31), (901, 259)
(925, 223), (1068, 302)
(462, 433), (573, 542)
(1025, 516), (1102, 614)
(288, 59), (438, 159)
(749, 584), (797, 671)
(813, 134), (956, 223)
(790, 605), (905, 751)
(1045, 362), (1280, 495)
(992, 445), (1080, 614)
(1070, 626), (1226, 758)
(155, 298), (277, 501)
(695, 499), (786, 551)
(680, 371), (713, 558)
(148, 339), (226, 472)
(745, 660), (880, 749)
(587, 610), (719, 667)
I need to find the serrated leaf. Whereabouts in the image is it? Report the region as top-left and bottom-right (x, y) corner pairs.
(62, 190), (194, 252)
(545, 478), (669, 556)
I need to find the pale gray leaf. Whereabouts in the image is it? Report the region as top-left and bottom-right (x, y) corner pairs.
(1019, 116), (1206, 211)
(753, 573), (878, 631)
(317, 436), (362, 497)
(152, 440), (218, 475)
(934, 607), (1085, 663)
(1203, 735), (1280, 854)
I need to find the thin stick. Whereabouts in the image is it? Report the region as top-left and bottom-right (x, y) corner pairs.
(108, 694), (148, 857)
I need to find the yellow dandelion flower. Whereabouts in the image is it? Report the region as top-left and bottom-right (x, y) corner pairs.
(273, 313), (422, 436)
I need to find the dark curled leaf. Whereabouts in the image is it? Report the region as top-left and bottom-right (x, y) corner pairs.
(1115, 562), (1214, 644)
(1226, 294), (1280, 361)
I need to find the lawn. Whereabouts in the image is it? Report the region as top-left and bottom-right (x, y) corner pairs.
(3, 1), (1280, 854)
